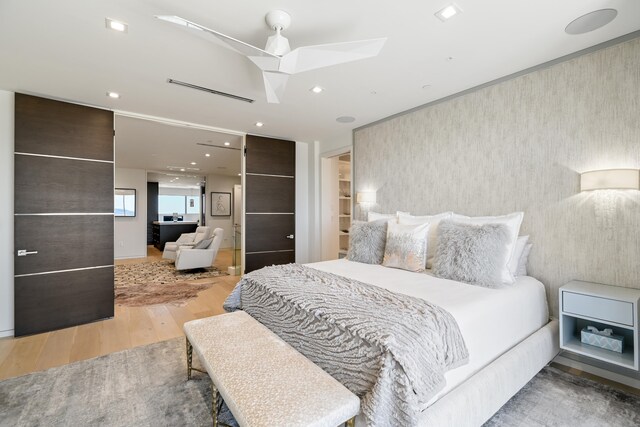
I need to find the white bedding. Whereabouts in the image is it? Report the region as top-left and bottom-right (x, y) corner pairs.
(307, 259), (549, 406)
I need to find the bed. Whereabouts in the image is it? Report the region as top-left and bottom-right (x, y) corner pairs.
(225, 258), (559, 426)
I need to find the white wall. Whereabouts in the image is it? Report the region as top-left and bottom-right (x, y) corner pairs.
(205, 174), (241, 249)
(0, 90), (14, 337)
(114, 168), (147, 259)
(295, 142), (310, 263)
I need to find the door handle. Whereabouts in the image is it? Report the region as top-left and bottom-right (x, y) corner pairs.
(286, 234), (294, 240)
(17, 249), (38, 256)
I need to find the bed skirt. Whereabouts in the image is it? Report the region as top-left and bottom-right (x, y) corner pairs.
(418, 319), (559, 427)
(353, 319), (559, 426)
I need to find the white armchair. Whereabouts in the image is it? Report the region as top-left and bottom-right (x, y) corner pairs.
(162, 226), (212, 261)
(175, 228), (224, 271)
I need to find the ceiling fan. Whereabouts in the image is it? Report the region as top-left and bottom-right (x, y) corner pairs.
(156, 10), (387, 104)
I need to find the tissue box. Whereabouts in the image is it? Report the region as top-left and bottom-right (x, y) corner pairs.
(581, 327), (624, 353)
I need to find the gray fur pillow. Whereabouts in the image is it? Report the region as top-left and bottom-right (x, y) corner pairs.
(347, 220), (388, 264)
(433, 220), (512, 287)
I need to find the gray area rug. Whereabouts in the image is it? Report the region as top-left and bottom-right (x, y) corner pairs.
(1, 338), (638, 426)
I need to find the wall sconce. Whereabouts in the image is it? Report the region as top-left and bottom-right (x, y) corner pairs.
(580, 169), (640, 191)
(356, 191), (376, 204)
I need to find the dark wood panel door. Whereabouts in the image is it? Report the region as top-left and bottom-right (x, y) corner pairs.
(245, 135), (295, 273)
(147, 182), (159, 244)
(14, 93), (114, 337)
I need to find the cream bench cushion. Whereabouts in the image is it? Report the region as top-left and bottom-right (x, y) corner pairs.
(183, 311), (360, 427)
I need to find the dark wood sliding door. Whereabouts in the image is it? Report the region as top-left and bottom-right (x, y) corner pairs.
(244, 135), (295, 273)
(14, 94), (114, 336)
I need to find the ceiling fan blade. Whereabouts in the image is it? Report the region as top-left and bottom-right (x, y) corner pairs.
(278, 38), (386, 74)
(262, 71), (289, 104)
(155, 15), (279, 59)
(247, 55), (281, 72)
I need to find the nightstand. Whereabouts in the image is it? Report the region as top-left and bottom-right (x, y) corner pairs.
(559, 281), (640, 371)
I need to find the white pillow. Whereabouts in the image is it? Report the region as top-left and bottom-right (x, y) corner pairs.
(367, 211), (409, 223)
(508, 235), (529, 276)
(382, 221), (430, 272)
(397, 212), (453, 269)
(451, 212), (524, 285)
(516, 243), (533, 276)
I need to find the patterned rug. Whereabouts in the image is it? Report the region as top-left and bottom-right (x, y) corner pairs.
(1, 338), (638, 427)
(115, 260), (228, 307)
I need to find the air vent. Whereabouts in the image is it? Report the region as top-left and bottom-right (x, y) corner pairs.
(196, 142), (241, 151)
(167, 78), (254, 103)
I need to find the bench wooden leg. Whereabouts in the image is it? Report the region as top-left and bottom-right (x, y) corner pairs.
(186, 337), (193, 380)
(212, 382), (219, 427)
(345, 416), (355, 427)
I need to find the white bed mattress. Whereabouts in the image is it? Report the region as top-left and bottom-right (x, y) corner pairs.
(307, 259), (549, 406)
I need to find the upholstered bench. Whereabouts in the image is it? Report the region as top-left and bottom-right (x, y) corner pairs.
(183, 311), (360, 427)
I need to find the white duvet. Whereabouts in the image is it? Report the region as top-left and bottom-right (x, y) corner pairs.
(307, 259), (549, 406)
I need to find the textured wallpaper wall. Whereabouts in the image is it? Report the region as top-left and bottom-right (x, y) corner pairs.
(354, 37), (640, 316)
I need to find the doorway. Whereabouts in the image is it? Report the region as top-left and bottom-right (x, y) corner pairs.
(320, 151), (352, 261)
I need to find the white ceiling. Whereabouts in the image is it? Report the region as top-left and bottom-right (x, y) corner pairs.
(115, 115), (242, 176)
(1, 0), (639, 146)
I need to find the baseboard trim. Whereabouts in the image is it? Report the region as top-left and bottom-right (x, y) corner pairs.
(554, 353), (640, 390)
(0, 329), (14, 338)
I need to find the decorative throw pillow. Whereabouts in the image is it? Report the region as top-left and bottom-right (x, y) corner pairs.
(367, 211), (409, 223)
(347, 220), (388, 264)
(398, 212), (453, 269)
(516, 243), (533, 276)
(450, 212), (524, 284)
(382, 222), (430, 272)
(433, 220), (513, 287)
(508, 235), (529, 275)
(193, 237), (213, 249)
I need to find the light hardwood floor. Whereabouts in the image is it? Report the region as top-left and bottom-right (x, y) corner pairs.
(0, 246), (239, 381)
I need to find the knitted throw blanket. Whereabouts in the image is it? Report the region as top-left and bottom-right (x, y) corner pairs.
(224, 264), (468, 426)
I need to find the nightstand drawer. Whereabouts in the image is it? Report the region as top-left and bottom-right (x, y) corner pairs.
(563, 291), (634, 326)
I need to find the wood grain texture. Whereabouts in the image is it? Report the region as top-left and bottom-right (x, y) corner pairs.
(245, 214), (295, 252)
(15, 93), (114, 161)
(0, 247), (239, 381)
(246, 135), (295, 176)
(354, 38), (640, 316)
(14, 267), (114, 337)
(15, 154), (114, 213)
(245, 174), (295, 213)
(245, 251), (295, 273)
(15, 215), (114, 275)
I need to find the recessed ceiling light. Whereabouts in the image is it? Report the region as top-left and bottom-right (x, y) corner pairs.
(310, 86), (324, 94)
(224, 142), (230, 146)
(205, 153), (211, 157)
(190, 162), (197, 165)
(336, 116), (356, 123)
(105, 18), (128, 33)
(175, 177), (180, 180)
(106, 91), (120, 99)
(435, 4), (462, 22)
(180, 168), (185, 172)
(565, 9), (618, 35)
(238, 173), (241, 176)
(255, 122), (264, 127)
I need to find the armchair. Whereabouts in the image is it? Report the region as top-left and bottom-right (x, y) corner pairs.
(162, 226), (212, 261)
(175, 228), (224, 271)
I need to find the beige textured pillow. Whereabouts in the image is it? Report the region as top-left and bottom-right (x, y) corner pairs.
(382, 222), (430, 272)
(397, 212), (453, 269)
